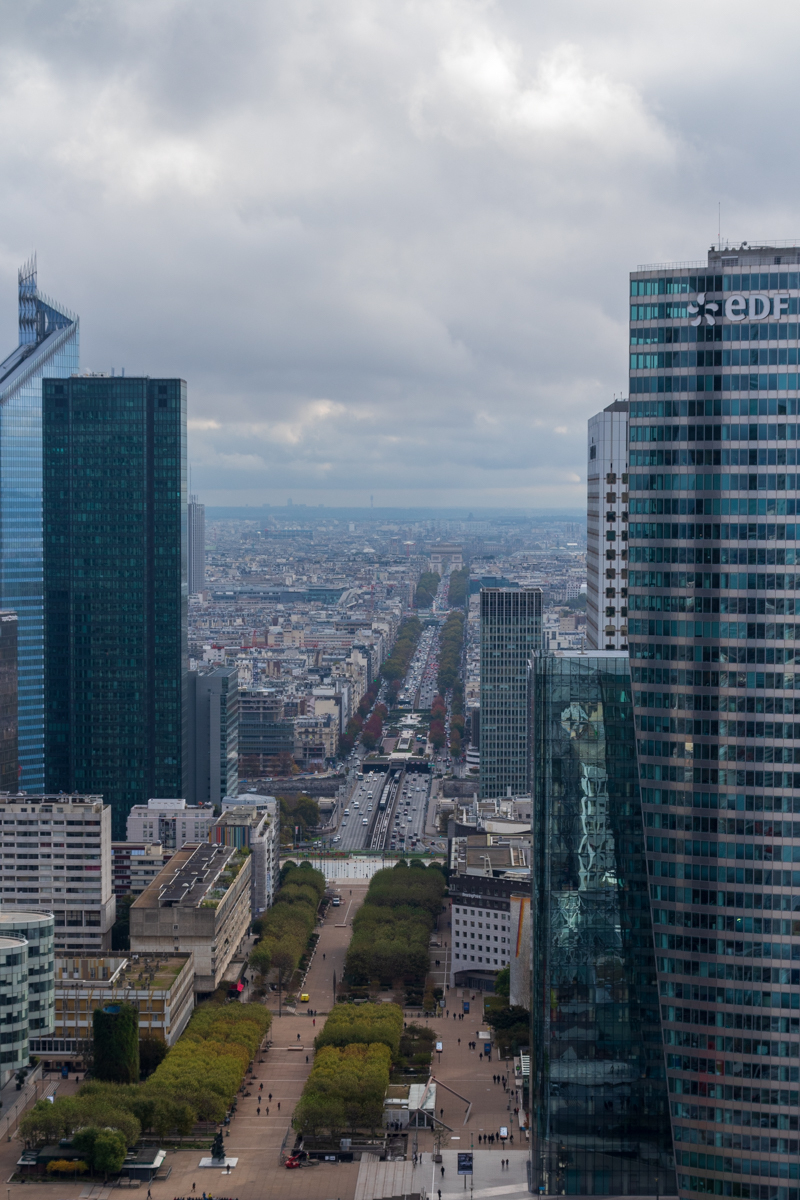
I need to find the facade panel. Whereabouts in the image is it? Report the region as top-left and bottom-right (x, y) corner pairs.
(531, 650), (674, 1197)
(628, 246), (800, 1200)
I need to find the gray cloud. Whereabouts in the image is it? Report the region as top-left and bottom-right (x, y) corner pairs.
(0, 0), (796, 506)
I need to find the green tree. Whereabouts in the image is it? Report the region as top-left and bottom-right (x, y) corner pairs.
(93, 1004), (139, 1083)
(139, 1036), (168, 1080)
(494, 966), (510, 998)
(93, 1130), (128, 1179)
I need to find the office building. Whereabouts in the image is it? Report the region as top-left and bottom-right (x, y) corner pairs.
(0, 611), (18, 791)
(125, 797), (215, 850)
(187, 666), (239, 806)
(479, 587), (542, 799)
(29, 951), (194, 1072)
(210, 804), (280, 912)
(586, 400), (629, 651)
(111, 841), (173, 897)
(0, 794), (114, 955)
(628, 246), (800, 1200)
(448, 834), (530, 990)
(238, 688), (295, 776)
(130, 842), (252, 996)
(530, 650), (674, 1197)
(187, 494), (205, 595)
(0, 910), (55, 1038)
(0, 260), (79, 790)
(42, 376), (188, 838)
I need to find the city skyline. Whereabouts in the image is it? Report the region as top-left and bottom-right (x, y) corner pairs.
(1, 3), (798, 509)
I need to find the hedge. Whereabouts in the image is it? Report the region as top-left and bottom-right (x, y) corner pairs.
(293, 1043), (391, 1135)
(314, 1002), (403, 1057)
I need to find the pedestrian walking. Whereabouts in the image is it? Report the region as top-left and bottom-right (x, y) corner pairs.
(278, 1101), (281, 1110)
(441, 1166), (445, 1178)
(266, 1106), (269, 1115)
(269, 1092), (272, 1100)
(257, 1106), (260, 1115)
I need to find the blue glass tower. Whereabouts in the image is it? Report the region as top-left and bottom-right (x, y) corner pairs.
(0, 258), (78, 790)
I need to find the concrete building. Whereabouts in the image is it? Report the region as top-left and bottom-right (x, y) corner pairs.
(0, 794), (114, 955)
(210, 804), (280, 913)
(125, 798), (215, 851)
(628, 246), (800, 1200)
(0, 910), (55, 1040)
(238, 688), (294, 777)
(29, 951), (195, 1072)
(479, 587), (542, 799)
(130, 842), (252, 996)
(111, 842), (173, 897)
(586, 399), (630, 651)
(448, 834), (531, 990)
(187, 666), (239, 805)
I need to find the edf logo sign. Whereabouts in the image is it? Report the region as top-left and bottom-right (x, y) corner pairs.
(724, 293), (790, 321)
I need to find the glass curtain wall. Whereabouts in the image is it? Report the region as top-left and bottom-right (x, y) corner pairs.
(531, 650), (675, 1196)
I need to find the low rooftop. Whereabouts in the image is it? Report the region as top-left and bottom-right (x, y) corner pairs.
(132, 842), (240, 909)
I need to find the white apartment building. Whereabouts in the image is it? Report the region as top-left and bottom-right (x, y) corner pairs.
(586, 400), (629, 651)
(126, 798), (215, 850)
(0, 794), (115, 955)
(210, 804), (281, 913)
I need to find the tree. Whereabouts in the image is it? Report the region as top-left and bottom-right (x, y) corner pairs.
(494, 966), (510, 999)
(249, 942), (272, 989)
(139, 1036), (168, 1079)
(111, 894), (134, 951)
(93, 1130), (128, 1179)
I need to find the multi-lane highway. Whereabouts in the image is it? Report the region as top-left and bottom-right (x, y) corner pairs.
(331, 766), (432, 855)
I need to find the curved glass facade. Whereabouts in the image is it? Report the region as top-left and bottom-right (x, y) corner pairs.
(0, 260), (78, 790)
(0, 933), (28, 1083)
(531, 651), (675, 1196)
(629, 247), (800, 1200)
(0, 911), (54, 1035)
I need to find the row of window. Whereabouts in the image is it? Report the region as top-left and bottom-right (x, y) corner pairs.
(658, 954), (799, 986)
(632, 323), (800, 345)
(633, 350), (800, 369)
(630, 398), (791, 418)
(637, 693), (800, 714)
(631, 485), (800, 502)
(629, 522), (800, 541)
(641, 714), (800, 738)
(666, 1031), (800, 1057)
(630, 549), (797, 566)
(655, 912), (800, 934)
(672, 1101), (799, 1127)
(631, 424), (800, 443)
(631, 273), (799, 297)
(676, 1130), (799, 1158)
(631, 373), (800, 394)
(631, 569), (800, 588)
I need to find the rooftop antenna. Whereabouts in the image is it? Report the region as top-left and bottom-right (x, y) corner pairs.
(718, 202), (721, 251)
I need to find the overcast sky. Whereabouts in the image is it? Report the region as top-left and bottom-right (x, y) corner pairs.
(0, 0), (797, 509)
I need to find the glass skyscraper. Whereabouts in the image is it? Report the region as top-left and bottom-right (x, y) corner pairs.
(531, 650), (674, 1197)
(0, 259), (78, 789)
(628, 245), (800, 1200)
(42, 375), (187, 837)
(479, 586), (542, 798)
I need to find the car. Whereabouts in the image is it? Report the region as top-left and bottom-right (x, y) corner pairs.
(333, 835), (340, 842)
(362, 817), (368, 824)
(344, 808), (350, 815)
(300, 992), (310, 1002)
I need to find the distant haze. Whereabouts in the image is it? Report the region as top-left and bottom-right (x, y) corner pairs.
(0, 1), (792, 506)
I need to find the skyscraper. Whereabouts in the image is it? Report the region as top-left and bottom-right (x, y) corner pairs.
(628, 246), (800, 1200)
(43, 375), (187, 838)
(187, 665), (239, 805)
(587, 400), (629, 651)
(479, 586), (542, 798)
(187, 494), (205, 594)
(530, 650), (674, 1197)
(0, 259), (79, 789)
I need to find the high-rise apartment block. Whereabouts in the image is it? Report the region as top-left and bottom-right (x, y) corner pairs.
(0, 794), (114, 955)
(0, 260), (79, 790)
(42, 376), (188, 838)
(0, 611), (18, 791)
(628, 245), (800, 1200)
(479, 587), (542, 798)
(210, 804), (280, 912)
(530, 651), (674, 1197)
(587, 400), (629, 651)
(187, 666), (239, 805)
(188, 494), (205, 594)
